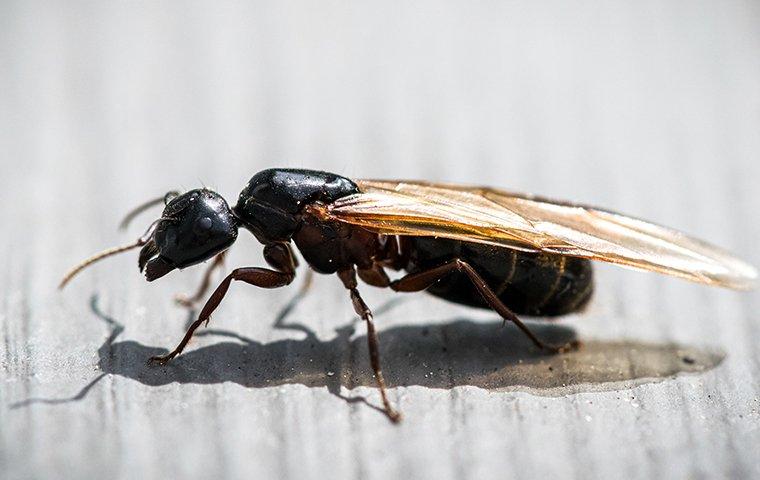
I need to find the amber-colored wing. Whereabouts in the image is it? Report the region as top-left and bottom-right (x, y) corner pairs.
(325, 180), (757, 290)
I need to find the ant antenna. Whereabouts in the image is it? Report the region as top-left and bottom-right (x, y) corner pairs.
(59, 219), (163, 289)
(118, 191), (180, 230)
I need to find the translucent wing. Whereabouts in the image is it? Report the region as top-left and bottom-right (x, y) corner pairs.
(325, 180), (757, 290)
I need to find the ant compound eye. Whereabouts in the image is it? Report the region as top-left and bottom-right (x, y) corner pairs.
(194, 216), (213, 234)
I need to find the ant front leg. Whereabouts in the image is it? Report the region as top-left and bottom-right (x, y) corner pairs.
(338, 267), (401, 423)
(175, 251), (227, 308)
(391, 259), (578, 354)
(149, 244), (296, 365)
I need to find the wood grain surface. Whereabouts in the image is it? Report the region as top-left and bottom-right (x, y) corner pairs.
(1, 1), (759, 479)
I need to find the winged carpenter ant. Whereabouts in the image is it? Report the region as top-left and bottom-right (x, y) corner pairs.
(60, 168), (758, 422)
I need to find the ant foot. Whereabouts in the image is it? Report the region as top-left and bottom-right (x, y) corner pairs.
(147, 352), (177, 366)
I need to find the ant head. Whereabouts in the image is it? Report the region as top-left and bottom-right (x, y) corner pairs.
(140, 189), (238, 281)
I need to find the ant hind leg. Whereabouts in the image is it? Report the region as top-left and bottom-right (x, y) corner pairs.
(390, 259), (579, 354)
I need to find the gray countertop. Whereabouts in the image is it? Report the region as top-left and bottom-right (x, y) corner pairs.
(1, 1), (759, 479)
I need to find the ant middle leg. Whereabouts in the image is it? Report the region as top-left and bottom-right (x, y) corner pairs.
(391, 259), (578, 354)
(338, 268), (401, 423)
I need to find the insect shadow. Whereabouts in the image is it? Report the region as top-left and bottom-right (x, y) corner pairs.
(12, 292), (724, 410)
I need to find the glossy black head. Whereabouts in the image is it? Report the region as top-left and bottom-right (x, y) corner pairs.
(140, 189), (238, 281)
(232, 168), (359, 243)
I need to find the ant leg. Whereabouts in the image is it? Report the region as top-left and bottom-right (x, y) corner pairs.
(338, 268), (401, 423)
(175, 251), (227, 307)
(148, 266), (294, 365)
(391, 260), (578, 354)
